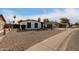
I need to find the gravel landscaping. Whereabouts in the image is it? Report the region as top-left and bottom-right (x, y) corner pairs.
(0, 29), (64, 51)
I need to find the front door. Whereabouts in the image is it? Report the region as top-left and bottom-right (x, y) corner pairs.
(21, 25), (26, 30)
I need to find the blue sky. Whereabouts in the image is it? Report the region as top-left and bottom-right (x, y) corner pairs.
(0, 8), (64, 16)
(0, 8), (79, 24)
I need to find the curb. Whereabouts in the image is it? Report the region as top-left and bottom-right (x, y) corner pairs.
(57, 30), (74, 50)
(25, 29), (74, 51)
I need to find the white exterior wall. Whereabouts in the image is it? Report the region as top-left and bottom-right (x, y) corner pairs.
(20, 21), (41, 30)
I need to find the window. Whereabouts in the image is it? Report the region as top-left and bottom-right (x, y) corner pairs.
(27, 22), (31, 28)
(35, 23), (38, 28)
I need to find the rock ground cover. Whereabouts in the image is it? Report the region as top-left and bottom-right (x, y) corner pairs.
(0, 29), (64, 51)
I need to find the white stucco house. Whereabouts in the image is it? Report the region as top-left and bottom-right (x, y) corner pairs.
(19, 20), (47, 30)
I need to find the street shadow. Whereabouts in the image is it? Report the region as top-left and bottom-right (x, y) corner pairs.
(16, 28), (50, 32)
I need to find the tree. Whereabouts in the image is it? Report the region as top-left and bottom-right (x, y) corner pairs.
(49, 20), (53, 24)
(60, 18), (70, 27)
(43, 18), (49, 23)
(60, 18), (70, 24)
(43, 18), (50, 29)
(60, 18), (71, 30)
(75, 22), (79, 25)
(38, 18), (41, 22)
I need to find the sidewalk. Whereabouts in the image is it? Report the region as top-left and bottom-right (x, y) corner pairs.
(26, 28), (75, 51)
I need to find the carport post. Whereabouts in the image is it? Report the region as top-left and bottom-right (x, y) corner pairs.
(3, 25), (6, 35)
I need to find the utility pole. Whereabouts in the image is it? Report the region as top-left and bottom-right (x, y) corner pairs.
(3, 24), (6, 35)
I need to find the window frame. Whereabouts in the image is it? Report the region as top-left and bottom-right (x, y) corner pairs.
(27, 22), (31, 28)
(34, 23), (38, 28)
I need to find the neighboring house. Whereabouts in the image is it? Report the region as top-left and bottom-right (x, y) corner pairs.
(52, 22), (60, 28)
(0, 15), (6, 30)
(46, 21), (59, 28)
(59, 23), (70, 28)
(71, 24), (79, 28)
(19, 20), (45, 30)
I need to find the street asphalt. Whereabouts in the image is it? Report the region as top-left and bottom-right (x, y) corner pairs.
(66, 30), (79, 51)
(26, 28), (79, 51)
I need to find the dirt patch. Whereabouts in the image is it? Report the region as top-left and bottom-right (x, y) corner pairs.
(0, 29), (64, 51)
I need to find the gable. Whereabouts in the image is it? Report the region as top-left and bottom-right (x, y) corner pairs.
(0, 15), (6, 23)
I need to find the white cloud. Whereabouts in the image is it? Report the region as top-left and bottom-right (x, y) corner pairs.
(1, 9), (16, 23)
(1, 8), (79, 24)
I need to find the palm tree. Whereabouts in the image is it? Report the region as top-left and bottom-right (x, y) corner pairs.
(13, 15), (16, 24)
(43, 18), (49, 23)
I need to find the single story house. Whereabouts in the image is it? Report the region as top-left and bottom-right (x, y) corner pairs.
(19, 20), (48, 30)
(71, 24), (79, 28)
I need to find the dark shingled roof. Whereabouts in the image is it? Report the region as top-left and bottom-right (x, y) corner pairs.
(19, 19), (43, 23)
(0, 14), (6, 23)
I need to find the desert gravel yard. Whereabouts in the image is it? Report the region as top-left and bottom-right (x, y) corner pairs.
(0, 29), (64, 51)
